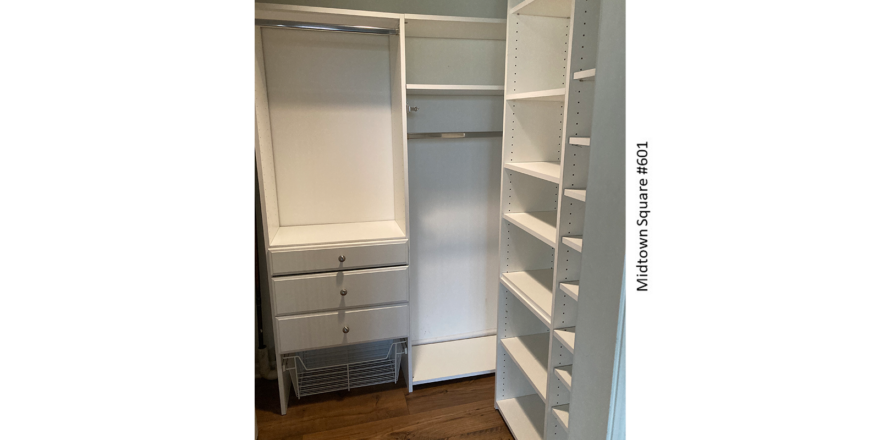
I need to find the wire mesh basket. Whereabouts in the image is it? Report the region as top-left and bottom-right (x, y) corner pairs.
(283, 338), (407, 398)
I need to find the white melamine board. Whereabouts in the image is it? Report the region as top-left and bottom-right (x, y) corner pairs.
(503, 211), (558, 247)
(501, 269), (553, 326)
(389, 26), (409, 237)
(554, 365), (572, 390)
(256, 3), (401, 29)
(573, 68), (596, 81)
(406, 95), (503, 133)
(275, 304), (409, 353)
(406, 84), (504, 95)
(504, 161), (561, 183)
(261, 28), (395, 227)
(412, 336), (496, 385)
(562, 236), (582, 252)
(555, 328), (575, 353)
(404, 14), (506, 40)
(506, 15), (569, 94)
(406, 38), (505, 86)
(270, 221), (405, 247)
(408, 137), (501, 344)
(255, 29), (280, 244)
(569, 137), (590, 146)
(559, 281), (579, 301)
(510, 0), (572, 18)
(506, 88), (566, 101)
(501, 333), (550, 401)
(552, 405), (570, 431)
(501, 221), (555, 274)
(564, 189), (586, 202)
(504, 171), (559, 214)
(505, 100), (564, 163)
(497, 395), (546, 440)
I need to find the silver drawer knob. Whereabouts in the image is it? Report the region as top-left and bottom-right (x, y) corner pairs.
(340, 289), (347, 296)
(342, 326), (350, 334)
(338, 255), (346, 262)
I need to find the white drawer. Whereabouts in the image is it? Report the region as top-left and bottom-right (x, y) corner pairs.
(269, 241), (408, 276)
(275, 304), (408, 353)
(272, 266), (408, 315)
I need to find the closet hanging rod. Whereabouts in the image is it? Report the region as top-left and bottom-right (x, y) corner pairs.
(407, 131), (502, 140)
(255, 19), (399, 35)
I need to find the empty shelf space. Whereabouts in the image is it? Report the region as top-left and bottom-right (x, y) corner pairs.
(501, 269), (554, 326)
(270, 220), (405, 247)
(504, 161), (561, 183)
(406, 84), (504, 95)
(559, 281), (579, 301)
(510, 0), (572, 18)
(562, 236), (582, 252)
(569, 137), (590, 146)
(507, 88), (566, 102)
(552, 405), (570, 431)
(573, 68), (596, 81)
(554, 365), (573, 390)
(501, 334), (549, 401)
(554, 328), (576, 353)
(496, 395), (546, 440)
(563, 188), (586, 202)
(412, 336), (496, 385)
(404, 14), (507, 40)
(503, 211), (558, 247)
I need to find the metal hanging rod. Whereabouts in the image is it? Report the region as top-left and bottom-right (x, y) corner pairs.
(255, 19), (399, 35)
(407, 131), (502, 140)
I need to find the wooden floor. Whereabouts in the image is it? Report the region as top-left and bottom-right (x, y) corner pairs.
(255, 374), (512, 440)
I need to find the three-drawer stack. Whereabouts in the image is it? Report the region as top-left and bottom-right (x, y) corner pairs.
(270, 241), (410, 354)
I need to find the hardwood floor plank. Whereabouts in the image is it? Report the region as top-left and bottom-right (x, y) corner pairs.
(406, 375), (497, 415)
(256, 379), (409, 440)
(303, 399), (504, 440)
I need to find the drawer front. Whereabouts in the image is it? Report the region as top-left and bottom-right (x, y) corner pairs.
(270, 241), (408, 276)
(275, 304), (408, 353)
(272, 266), (409, 315)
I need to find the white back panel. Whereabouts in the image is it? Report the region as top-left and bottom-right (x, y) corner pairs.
(405, 95), (503, 133)
(408, 137), (501, 344)
(261, 28), (395, 226)
(406, 38), (506, 85)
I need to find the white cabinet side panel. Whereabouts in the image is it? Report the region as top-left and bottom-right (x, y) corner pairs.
(261, 28), (395, 226)
(408, 137), (501, 344)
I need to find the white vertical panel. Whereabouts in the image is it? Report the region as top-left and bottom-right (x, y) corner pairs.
(567, 0), (626, 437)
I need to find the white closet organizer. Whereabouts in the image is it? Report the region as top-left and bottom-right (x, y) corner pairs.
(255, 5), (410, 415)
(494, 0), (601, 439)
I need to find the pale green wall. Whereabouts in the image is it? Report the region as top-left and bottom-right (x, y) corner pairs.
(257, 0), (507, 19)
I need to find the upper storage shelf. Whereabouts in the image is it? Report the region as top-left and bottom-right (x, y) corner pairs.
(509, 0), (572, 18)
(404, 14), (506, 40)
(506, 88), (566, 102)
(406, 84), (504, 95)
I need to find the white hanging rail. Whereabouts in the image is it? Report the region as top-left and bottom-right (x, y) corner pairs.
(255, 19), (400, 35)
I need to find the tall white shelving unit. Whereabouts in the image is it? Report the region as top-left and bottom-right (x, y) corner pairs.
(494, 0), (604, 439)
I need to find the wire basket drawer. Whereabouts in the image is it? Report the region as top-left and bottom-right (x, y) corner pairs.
(283, 338), (407, 398)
